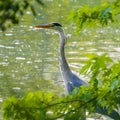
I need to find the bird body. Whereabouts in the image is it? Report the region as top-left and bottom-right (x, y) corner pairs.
(58, 28), (88, 93)
(35, 22), (88, 94)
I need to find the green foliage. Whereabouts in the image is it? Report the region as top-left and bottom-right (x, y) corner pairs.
(81, 54), (120, 110)
(2, 54), (120, 120)
(69, 1), (120, 32)
(2, 91), (55, 120)
(0, 0), (43, 31)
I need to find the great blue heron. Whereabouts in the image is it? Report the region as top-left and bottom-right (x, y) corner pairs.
(35, 22), (88, 94)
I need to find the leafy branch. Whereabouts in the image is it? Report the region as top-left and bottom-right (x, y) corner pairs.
(69, 0), (120, 32)
(0, 0), (44, 31)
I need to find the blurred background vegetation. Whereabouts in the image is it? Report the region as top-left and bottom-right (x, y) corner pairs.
(1, 0), (120, 31)
(0, 0), (43, 30)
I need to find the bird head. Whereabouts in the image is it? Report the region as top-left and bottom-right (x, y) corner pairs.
(35, 22), (63, 32)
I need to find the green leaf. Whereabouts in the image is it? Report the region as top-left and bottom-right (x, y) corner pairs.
(110, 79), (119, 92)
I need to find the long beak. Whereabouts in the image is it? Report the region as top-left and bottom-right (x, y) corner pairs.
(35, 24), (53, 29)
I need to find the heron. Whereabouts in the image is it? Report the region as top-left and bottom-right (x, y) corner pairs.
(34, 22), (120, 119)
(35, 22), (88, 94)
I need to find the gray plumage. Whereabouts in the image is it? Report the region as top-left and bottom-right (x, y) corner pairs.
(35, 22), (88, 94)
(58, 26), (88, 93)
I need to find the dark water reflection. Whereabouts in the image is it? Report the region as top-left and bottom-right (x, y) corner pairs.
(0, 1), (120, 103)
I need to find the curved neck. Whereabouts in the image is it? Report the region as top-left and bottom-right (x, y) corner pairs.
(58, 30), (71, 73)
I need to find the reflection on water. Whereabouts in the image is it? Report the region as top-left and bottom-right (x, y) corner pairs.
(0, 1), (120, 103)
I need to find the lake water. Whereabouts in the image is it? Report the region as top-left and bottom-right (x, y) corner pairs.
(0, 0), (120, 103)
